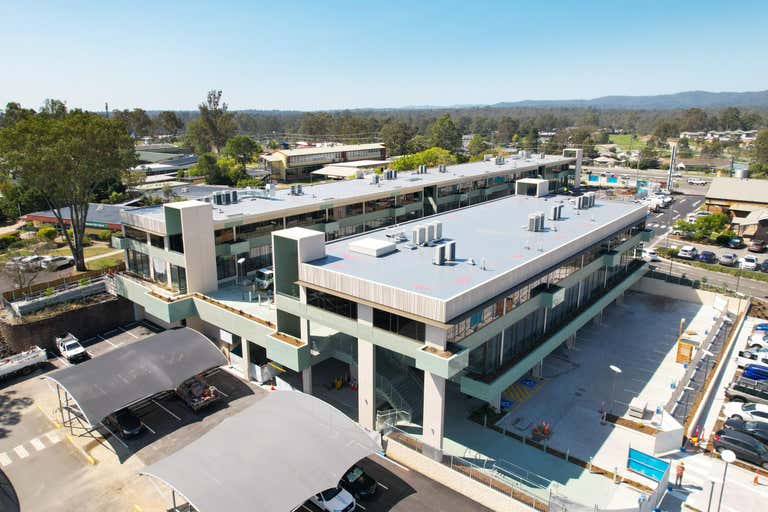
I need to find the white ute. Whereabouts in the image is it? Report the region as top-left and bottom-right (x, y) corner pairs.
(55, 333), (89, 363)
(309, 487), (356, 512)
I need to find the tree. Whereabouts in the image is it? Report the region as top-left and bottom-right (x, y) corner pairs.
(379, 120), (413, 157)
(755, 129), (768, 166)
(389, 147), (457, 171)
(467, 135), (488, 158)
(0, 102), (35, 128)
(719, 107), (743, 130)
(37, 226), (58, 246)
(40, 99), (67, 117)
(496, 116), (519, 144)
(0, 111), (136, 271)
(677, 137), (693, 159)
(157, 111), (184, 136)
(407, 134), (430, 153)
(191, 90), (237, 153)
(130, 109), (152, 137)
(223, 135), (261, 172)
(428, 114), (461, 153)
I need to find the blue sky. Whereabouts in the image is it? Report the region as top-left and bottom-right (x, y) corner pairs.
(1, 0), (767, 111)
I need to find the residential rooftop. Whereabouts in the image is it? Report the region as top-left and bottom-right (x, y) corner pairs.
(123, 154), (575, 227)
(300, 193), (646, 321)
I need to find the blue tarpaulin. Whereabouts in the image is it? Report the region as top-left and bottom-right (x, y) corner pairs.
(627, 448), (669, 482)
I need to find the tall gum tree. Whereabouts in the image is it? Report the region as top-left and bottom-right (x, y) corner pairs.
(0, 110), (136, 271)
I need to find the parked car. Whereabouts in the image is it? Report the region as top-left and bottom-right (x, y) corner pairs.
(761, 260), (768, 273)
(41, 255), (74, 271)
(755, 323), (768, 332)
(698, 251), (717, 264)
(642, 248), (659, 262)
(737, 348), (768, 369)
(55, 333), (89, 363)
(671, 171), (682, 177)
(723, 402), (768, 422)
(741, 255), (760, 271)
(719, 253), (738, 266)
(103, 408), (144, 439)
(339, 465), (378, 501)
(252, 267), (274, 290)
(4, 256), (25, 272)
(20, 255), (45, 270)
(309, 487), (356, 512)
(725, 379), (768, 405)
(677, 246), (698, 260)
(686, 211), (711, 223)
(748, 333), (768, 350)
(728, 236), (745, 249)
(749, 239), (767, 253)
(743, 364), (768, 381)
(725, 418), (768, 445)
(687, 177), (707, 185)
(712, 429), (768, 469)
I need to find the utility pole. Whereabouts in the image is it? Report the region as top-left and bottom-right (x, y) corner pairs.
(667, 143), (677, 192)
(105, 102), (109, 118)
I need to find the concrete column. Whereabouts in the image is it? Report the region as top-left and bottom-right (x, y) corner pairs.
(241, 339), (252, 380)
(357, 338), (376, 431)
(615, 291), (625, 305)
(349, 363), (358, 381)
(302, 367), (313, 395)
(531, 360), (543, 379)
(133, 303), (145, 321)
(422, 371), (446, 460)
(566, 334), (577, 350)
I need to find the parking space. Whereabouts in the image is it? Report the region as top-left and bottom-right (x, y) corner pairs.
(299, 456), (492, 512)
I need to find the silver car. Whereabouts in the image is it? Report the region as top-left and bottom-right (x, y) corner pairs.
(719, 253), (738, 266)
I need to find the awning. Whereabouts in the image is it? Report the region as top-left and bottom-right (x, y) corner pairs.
(732, 208), (768, 226)
(140, 391), (381, 512)
(45, 328), (227, 426)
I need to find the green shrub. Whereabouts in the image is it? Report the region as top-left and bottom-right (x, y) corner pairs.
(37, 226), (57, 242)
(97, 230), (113, 242)
(0, 233), (20, 250)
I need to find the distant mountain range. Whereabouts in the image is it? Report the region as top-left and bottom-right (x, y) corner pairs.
(488, 90), (768, 110)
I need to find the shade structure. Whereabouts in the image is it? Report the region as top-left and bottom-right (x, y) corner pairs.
(141, 390), (381, 512)
(45, 328), (227, 427)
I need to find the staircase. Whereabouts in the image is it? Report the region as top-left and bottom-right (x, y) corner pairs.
(312, 332), (424, 422)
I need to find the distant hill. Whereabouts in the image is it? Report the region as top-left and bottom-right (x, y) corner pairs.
(491, 90), (768, 110)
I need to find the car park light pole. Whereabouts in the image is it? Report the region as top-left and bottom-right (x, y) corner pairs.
(609, 365), (622, 414)
(716, 449), (736, 512)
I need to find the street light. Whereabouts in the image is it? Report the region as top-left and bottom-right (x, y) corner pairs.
(609, 365), (622, 414)
(716, 449), (736, 512)
(236, 257), (247, 299)
(702, 350), (714, 385)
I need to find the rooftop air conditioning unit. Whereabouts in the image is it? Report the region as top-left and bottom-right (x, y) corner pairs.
(527, 212), (545, 232)
(431, 221), (443, 241)
(412, 225), (427, 246)
(369, 174), (380, 185)
(433, 244), (446, 265)
(296, 184), (303, 195)
(446, 240), (456, 261)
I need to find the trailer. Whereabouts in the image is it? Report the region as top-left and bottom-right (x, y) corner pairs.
(0, 346), (47, 380)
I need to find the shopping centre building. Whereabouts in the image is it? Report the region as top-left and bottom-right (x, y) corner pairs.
(108, 149), (654, 455)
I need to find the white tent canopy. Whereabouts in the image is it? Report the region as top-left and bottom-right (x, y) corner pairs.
(140, 391), (381, 512)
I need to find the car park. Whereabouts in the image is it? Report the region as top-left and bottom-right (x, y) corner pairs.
(4, 256), (25, 271)
(761, 260), (768, 273)
(723, 402), (768, 422)
(712, 429), (768, 469)
(743, 364), (768, 381)
(175, 374), (222, 412)
(719, 253), (738, 266)
(42, 255), (74, 270)
(642, 248), (659, 261)
(728, 236), (745, 249)
(741, 255), (760, 271)
(339, 465), (378, 501)
(748, 333), (768, 350)
(698, 251), (717, 264)
(749, 239), (766, 253)
(755, 323), (768, 332)
(103, 408), (144, 439)
(309, 486), (357, 512)
(677, 246), (698, 260)
(21, 255), (46, 269)
(723, 418), (768, 445)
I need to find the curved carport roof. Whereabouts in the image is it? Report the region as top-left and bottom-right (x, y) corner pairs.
(45, 327), (227, 427)
(140, 390), (381, 512)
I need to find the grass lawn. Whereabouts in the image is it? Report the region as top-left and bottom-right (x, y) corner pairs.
(83, 254), (124, 271)
(608, 134), (646, 150)
(49, 244), (115, 258)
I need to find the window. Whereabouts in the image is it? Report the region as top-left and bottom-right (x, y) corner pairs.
(124, 226), (147, 242)
(152, 258), (167, 284)
(149, 234), (165, 249)
(286, 211), (325, 228)
(170, 265), (187, 293)
(216, 256), (236, 280)
(307, 288), (357, 319)
(214, 228), (235, 244)
(373, 309), (425, 342)
(237, 219), (282, 239)
(168, 234), (184, 253)
(126, 249), (150, 277)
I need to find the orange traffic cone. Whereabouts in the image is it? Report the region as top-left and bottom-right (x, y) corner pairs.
(754, 471), (760, 486)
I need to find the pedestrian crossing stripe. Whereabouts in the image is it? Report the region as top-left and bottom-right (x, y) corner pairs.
(0, 452), (11, 467)
(0, 429), (64, 468)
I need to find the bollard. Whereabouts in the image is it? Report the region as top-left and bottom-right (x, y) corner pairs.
(588, 457), (593, 472)
(566, 448), (570, 462)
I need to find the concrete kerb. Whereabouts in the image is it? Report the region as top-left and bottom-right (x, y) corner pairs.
(36, 402), (98, 465)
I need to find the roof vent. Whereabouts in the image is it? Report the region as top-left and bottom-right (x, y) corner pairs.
(433, 244), (446, 265)
(527, 212), (546, 232)
(446, 240), (456, 261)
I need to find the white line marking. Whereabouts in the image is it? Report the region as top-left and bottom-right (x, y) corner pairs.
(679, 198), (687, 204)
(655, 213), (663, 218)
(300, 505), (314, 512)
(14, 445), (29, 459)
(30, 438), (45, 451)
(0, 453), (11, 467)
(141, 421), (156, 435)
(673, 214), (680, 219)
(152, 399), (182, 421)
(377, 481), (389, 490)
(357, 504), (366, 511)
(216, 388), (230, 398)
(374, 452), (410, 471)
(98, 334), (117, 348)
(45, 430), (62, 444)
(120, 326), (140, 339)
(623, 388), (641, 394)
(56, 356), (70, 367)
(693, 201), (701, 207)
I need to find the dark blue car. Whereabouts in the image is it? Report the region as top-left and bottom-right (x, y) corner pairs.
(698, 251), (717, 263)
(743, 364), (768, 381)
